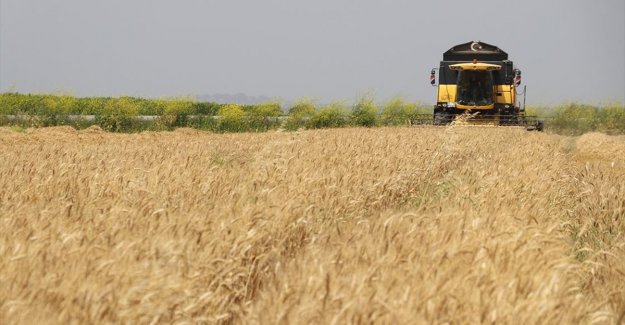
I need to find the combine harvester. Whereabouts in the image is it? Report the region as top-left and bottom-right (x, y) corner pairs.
(419, 41), (543, 130)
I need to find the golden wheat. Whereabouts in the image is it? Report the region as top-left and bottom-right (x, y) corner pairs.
(0, 126), (623, 324)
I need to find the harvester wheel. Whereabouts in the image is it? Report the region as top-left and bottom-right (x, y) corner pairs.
(434, 112), (448, 125)
(536, 120), (544, 131)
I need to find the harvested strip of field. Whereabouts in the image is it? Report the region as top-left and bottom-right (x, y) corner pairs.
(0, 126), (623, 324)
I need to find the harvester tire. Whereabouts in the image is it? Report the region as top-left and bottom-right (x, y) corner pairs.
(434, 112), (448, 125)
(536, 120), (544, 132)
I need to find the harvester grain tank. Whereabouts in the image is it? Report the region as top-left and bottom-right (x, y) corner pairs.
(429, 41), (543, 130)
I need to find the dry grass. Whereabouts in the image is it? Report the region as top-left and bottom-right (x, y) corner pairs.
(0, 126), (624, 324)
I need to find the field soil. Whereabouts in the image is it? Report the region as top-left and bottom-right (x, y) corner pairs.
(1, 126), (624, 324)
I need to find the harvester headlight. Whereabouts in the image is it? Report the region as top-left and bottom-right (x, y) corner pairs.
(442, 103), (448, 107)
(505, 105), (510, 109)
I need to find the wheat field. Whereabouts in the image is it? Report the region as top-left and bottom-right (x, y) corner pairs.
(0, 125), (623, 324)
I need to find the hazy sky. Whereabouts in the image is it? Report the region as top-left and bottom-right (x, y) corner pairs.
(1, 0), (623, 104)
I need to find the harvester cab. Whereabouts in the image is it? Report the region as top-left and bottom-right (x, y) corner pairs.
(429, 41), (542, 130)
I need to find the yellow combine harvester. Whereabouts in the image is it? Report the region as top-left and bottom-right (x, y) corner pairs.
(428, 41), (543, 130)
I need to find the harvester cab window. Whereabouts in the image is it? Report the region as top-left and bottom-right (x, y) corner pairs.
(456, 70), (494, 106)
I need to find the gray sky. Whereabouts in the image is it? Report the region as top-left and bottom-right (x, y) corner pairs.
(1, 0), (624, 104)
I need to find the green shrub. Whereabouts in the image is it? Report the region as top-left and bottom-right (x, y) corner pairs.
(157, 98), (195, 128)
(550, 103), (598, 135)
(193, 102), (222, 115)
(76, 97), (105, 115)
(309, 102), (348, 129)
(0, 93), (23, 115)
(164, 99), (194, 115)
(96, 97), (142, 132)
(524, 105), (551, 118)
(218, 104), (247, 132)
(403, 101), (418, 122)
(381, 97), (412, 126)
(285, 98), (317, 130)
(248, 101), (282, 131)
(26, 95), (46, 115)
(352, 95), (378, 127)
(43, 95), (78, 116)
(187, 116), (219, 131)
(22, 95), (76, 126)
(597, 103), (625, 133)
(412, 102), (433, 115)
